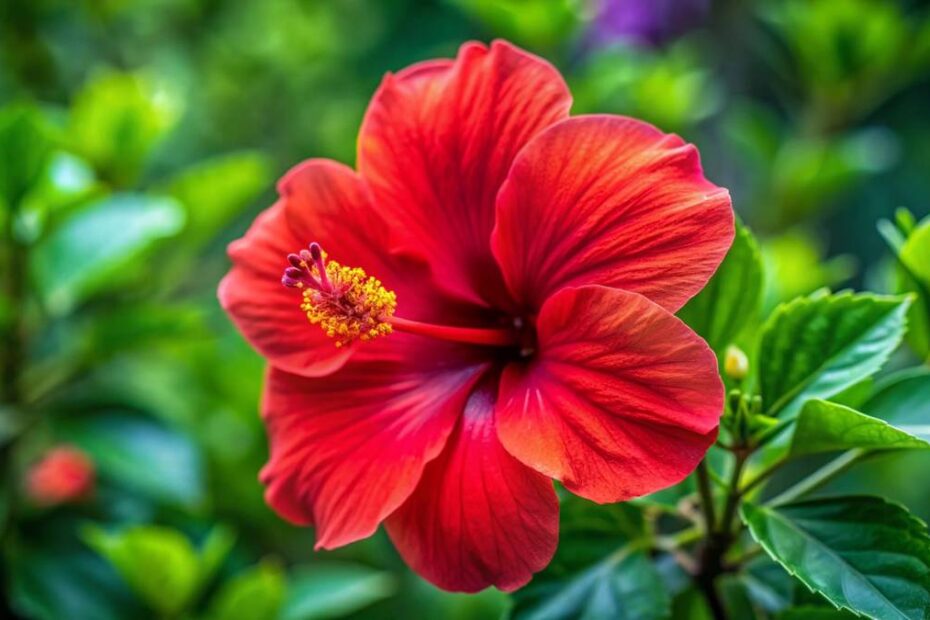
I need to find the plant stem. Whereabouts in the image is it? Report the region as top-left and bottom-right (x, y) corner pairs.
(2, 212), (25, 405)
(768, 449), (865, 506)
(696, 461), (717, 531)
(719, 450), (749, 538)
(1, 198), (27, 619)
(695, 449), (749, 620)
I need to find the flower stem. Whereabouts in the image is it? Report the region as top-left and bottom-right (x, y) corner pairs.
(390, 316), (517, 347)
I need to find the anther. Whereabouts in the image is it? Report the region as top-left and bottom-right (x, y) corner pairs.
(281, 242), (397, 347)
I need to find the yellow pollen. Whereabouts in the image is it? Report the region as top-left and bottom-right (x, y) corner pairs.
(299, 259), (396, 347)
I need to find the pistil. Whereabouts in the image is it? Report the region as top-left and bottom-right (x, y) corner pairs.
(281, 242), (519, 349)
(390, 316), (518, 347)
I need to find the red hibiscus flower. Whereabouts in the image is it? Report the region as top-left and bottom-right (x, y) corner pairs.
(219, 40), (732, 592)
(26, 445), (95, 506)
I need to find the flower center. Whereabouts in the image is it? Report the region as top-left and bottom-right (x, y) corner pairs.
(282, 242), (397, 347)
(282, 242), (523, 350)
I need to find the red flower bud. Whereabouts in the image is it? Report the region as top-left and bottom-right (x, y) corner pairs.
(26, 446), (95, 506)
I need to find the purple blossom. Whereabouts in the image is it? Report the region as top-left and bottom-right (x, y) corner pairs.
(590, 0), (711, 48)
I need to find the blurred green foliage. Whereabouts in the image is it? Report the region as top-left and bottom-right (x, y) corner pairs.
(2, 0), (930, 618)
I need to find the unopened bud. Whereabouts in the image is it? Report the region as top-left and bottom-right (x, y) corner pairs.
(724, 345), (749, 381)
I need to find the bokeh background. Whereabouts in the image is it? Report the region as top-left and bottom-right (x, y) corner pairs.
(2, 0), (930, 618)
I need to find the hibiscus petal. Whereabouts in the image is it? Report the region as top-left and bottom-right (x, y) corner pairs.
(492, 115), (733, 313)
(260, 339), (488, 549)
(497, 285), (723, 504)
(358, 40), (572, 307)
(386, 380), (558, 592)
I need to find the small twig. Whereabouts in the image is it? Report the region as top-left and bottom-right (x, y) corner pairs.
(739, 456), (789, 497)
(726, 545), (764, 569)
(752, 418), (795, 450)
(768, 449), (866, 506)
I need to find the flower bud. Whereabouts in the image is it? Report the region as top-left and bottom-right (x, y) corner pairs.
(26, 446), (95, 506)
(724, 345), (749, 381)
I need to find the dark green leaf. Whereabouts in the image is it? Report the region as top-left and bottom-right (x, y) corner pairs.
(740, 557), (794, 613)
(741, 496), (930, 620)
(280, 563), (396, 620)
(509, 497), (665, 620)
(59, 413), (204, 507)
(679, 220), (764, 354)
(866, 369), (930, 424)
(0, 105), (56, 208)
(670, 588), (713, 620)
(32, 193), (185, 313)
(788, 399), (930, 456)
(8, 545), (142, 620)
(511, 550), (668, 620)
(720, 575), (769, 619)
(758, 292), (909, 418)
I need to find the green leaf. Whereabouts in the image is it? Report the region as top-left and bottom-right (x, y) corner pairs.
(84, 525), (202, 616)
(510, 498), (666, 620)
(69, 71), (179, 185)
(740, 557), (794, 613)
(741, 496), (930, 620)
(0, 105), (56, 208)
(8, 544), (142, 620)
(31, 193), (185, 313)
(199, 526), (237, 584)
(866, 368), (930, 424)
(758, 292), (910, 418)
(448, 0), (581, 49)
(670, 588), (713, 620)
(720, 575), (769, 619)
(788, 399), (930, 457)
(895, 220), (930, 361)
(510, 550), (669, 620)
(779, 608), (858, 620)
(59, 413), (204, 507)
(280, 563), (396, 620)
(164, 151), (270, 248)
(679, 220), (764, 354)
(205, 561), (286, 620)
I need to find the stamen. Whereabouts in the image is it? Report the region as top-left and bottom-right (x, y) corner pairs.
(308, 242), (331, 291)
(282, 243), (396, 347)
